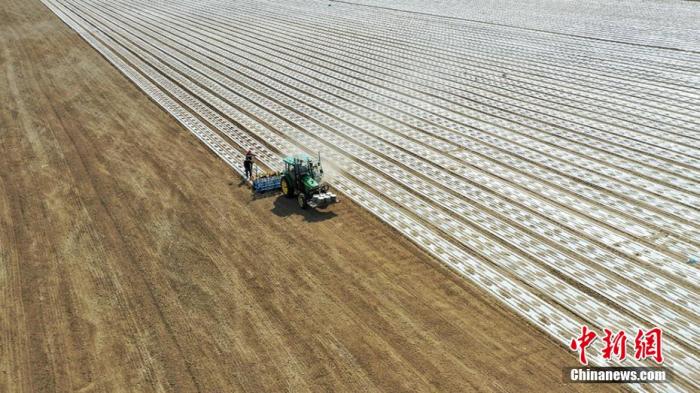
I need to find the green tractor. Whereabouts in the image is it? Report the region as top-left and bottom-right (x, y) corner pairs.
(281, 154), (337, 209)
(253, 153), (337, 209)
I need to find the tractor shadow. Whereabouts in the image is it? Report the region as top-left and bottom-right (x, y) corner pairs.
(251, 190), (281, 200)
(271, 195), (337, 222)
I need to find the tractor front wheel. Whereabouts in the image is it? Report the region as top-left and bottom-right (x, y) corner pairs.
(281, 177), (294, 198)
(297, 193), (308, 209)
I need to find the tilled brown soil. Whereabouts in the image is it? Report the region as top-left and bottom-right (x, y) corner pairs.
(0, 0), (624, 392)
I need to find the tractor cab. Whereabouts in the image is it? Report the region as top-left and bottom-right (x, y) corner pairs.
(284, 155), (319, 188)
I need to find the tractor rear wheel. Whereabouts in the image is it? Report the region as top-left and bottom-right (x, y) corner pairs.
(297, 193), (307, 209)
(281, 177), (294, 198)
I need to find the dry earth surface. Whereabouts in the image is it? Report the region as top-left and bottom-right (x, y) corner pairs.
(0, 0), (624, 392)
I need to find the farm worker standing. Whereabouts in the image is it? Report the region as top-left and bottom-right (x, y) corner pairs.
(244, 150), (255, 179)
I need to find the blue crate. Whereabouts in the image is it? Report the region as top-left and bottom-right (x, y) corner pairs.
(253, 176), (282, 193)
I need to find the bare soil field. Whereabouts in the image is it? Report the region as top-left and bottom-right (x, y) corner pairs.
(0, 0), (623, 392)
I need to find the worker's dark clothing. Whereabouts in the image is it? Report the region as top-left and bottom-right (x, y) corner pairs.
(244, 154), (254, 179)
